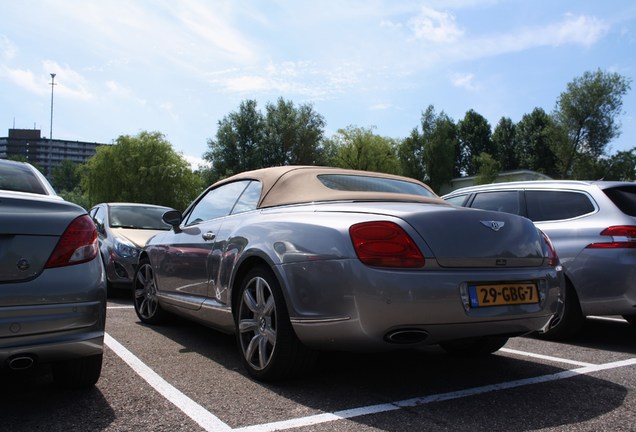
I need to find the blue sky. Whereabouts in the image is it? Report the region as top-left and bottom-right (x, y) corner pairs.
(2, 1), (635, 168)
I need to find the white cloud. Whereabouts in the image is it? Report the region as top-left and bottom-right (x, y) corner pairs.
(1, 66), (41, 93)
(208, 60), (364, 99)
(404, 13), (611, 69)
(173, 0), (258, 63)
(105, 80), (146, 105)
(0, 35), (17, 62)
(182, 154), (210, 171)
(369, 103), (393, 111)
(409, 6), (464, 43)
(42, 60), (93, 101)
(551, 14), (608, 47)
(452, 72), (478, 91)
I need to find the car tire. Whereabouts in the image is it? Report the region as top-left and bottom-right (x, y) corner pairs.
(52, 353), (103, 389)
(538, 280), (584, 340)
(134, 258), (167, 324)
(235, 265), (315, 381)
(440, 336), (509, 356)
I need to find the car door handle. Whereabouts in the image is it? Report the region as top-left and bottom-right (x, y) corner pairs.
(202, 232), (215, 241)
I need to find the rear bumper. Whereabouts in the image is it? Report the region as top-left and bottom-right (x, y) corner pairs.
(568, 249), (636, 316)
(0, 331), (104, 367)
(0, 258), (106, 367)
(278, 259), (564, 350)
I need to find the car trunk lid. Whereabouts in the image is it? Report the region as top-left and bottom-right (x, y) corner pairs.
(0, 194), (85, 281)
(407, 206), (545, 267)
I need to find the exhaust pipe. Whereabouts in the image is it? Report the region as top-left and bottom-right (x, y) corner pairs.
(8, 355), (36, 370)
(385, 329), (428, 344)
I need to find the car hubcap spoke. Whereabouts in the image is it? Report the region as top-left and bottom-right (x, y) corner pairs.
(239, 276), (277, 371)
(135, 264), (157, 319)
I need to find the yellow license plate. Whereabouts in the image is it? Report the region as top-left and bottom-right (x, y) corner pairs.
(469, 283), (538, 307)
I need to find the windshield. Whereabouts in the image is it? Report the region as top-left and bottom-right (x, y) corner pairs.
(109, 206), (171, 230)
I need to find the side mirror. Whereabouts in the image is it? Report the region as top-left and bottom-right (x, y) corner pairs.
(162, 210), (183, 230)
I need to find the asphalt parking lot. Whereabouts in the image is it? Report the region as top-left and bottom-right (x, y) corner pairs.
(2, 291), (635, 432)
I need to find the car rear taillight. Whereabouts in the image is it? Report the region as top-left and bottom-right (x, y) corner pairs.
(349, 221), (425, 268)
(586, 226), (636, 249)
(540, 230), (559, 267)
(45, 215), (99, 268)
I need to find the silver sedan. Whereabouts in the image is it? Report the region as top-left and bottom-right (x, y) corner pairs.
(0, 159), (106, 388)
(134, 166), (564, 381)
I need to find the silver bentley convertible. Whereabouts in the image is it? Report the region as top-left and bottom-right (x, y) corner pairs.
(134, 166), (564, 381)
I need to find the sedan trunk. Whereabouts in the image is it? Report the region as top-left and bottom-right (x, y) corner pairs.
(0, 194), (85, 282)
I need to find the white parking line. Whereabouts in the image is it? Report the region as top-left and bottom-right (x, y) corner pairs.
(106, 305), (134, 309)
(500, 348), (596, 367)
(234, 358), (636, 432)
(105, 330), (636, 432)
(104, 333), (232, 432)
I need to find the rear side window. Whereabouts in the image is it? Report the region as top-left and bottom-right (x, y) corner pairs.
(603, 186), (636, 217)
(526, 190), (595, 222)
(445, 194), (469, 206)
(470, 191), (522, 215)
(0, 163), (48, 195)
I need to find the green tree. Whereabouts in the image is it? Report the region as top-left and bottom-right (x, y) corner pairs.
(204, 100), (265, 182)
(398, 127), (425, 181)
(457, 110), (493, 176)
(262, 97), (326, 166)
(492, 117), (518, 171)
(51, 159), (81, 192)
(475, 152), (501, 185)
(515, 108), (559, 176)
(82, 131), (202, 210)
(328, 126), (401, 174)
(58, 186), (91, 210)
(570, 148), (636, 181)
(423, 111), (459, 194)
(553, 69), (632, 178)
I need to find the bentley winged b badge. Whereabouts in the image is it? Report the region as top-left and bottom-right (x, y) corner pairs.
(480, 220), (505, 232)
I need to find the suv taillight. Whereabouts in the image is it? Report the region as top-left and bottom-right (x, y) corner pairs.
(45, 215), (99, 268)
(540, 230), (559, 267)
(586, 226), (636, 249)
(349, 221), (425, 268)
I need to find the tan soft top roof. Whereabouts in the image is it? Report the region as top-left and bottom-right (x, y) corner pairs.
(211, 166), (448, 208)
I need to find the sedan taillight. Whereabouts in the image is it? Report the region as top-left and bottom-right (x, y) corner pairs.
(586, 226), (636, 249)
(45, 215), (99, 268)
(349, 221), (425, 268)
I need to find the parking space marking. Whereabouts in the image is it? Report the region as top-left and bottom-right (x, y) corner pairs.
(104, 333), (232, 432)
(500, 348), (596, 367)
(106, 305), (134, 309)
(233, 357), (636, 432)
(105, 324), (635, 432)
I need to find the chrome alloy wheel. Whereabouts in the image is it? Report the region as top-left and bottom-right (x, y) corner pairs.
(237, 276), (277, 371)
(134, 262), (160, 321)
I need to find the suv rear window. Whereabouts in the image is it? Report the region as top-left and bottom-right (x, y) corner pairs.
(526, 190), (595, 222)
(603, 186), (636, 217)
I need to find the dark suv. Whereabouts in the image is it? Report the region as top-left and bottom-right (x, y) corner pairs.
(443, 180), (636, 338)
